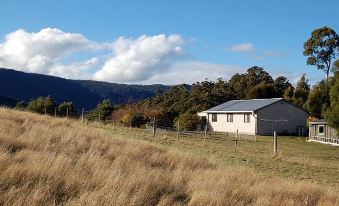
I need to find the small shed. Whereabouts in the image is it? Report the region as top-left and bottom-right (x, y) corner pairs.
(309, 120), (338, 146)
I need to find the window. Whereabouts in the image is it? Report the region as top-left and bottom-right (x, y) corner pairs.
(212, 114), (217, 122)
(227, 114), (233, 122)
(318, 125), (324, 135)
(244, 114), (250, 123)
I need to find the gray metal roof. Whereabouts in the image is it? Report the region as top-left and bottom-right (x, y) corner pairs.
(204, 98), (282, 113)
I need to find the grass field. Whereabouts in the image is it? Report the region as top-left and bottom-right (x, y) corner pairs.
(107, 126), (339, 188)
(0, 108), (338, 205)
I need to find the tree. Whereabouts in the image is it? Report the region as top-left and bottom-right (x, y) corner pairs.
(175, 112), (203, 131)
(96, 99), (115, 121)
(246, 66), (273, 87)
(283, 86), (294, 102)
(15, 101), (26, 110)
(325, 71), (339, 132)
(229, 66), (274, 99)
(333, 59), (339, 72)
(229, 73), (247, 99)
(303, 26), (339, 85)
(305, 80), (330, 118)
(58, 101), (77, 117)
(27, 96), (57, 114)
(246, 83), (276, 99)
(274, 76), (292, 97)
(293, 74), (310, 108)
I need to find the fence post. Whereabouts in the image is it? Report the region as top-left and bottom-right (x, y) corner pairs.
(98, 112), (101, 122)
(66, 108), (69, 118)
(152, 117), (156, 137)
(204, 124), (207, 142)
(81, 108), (84, 123)
(54, 107), (57, 117)
(129, 118), (132, 132)
(235, 129), (238, 152)
(44, 108), (47, 115)
(176, 121), (180, 139)
(112, 113), (115, 127)
(273, 131), (277, 155)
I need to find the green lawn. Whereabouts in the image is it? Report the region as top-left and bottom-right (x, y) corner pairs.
(103, 125), (339, 189)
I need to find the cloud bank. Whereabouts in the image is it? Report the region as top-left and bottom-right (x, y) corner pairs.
(93, 34), (183, 82)
(0, 28), (247, 84)
(0, 28), (103, 79)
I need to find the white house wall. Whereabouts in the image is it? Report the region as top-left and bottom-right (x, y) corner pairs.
(257, 101), (308, 135)
(207, 113), (256, 135)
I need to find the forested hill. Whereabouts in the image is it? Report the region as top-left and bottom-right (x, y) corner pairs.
(75, 80), (172, 106)
(0, 94), (20, 107)
(0, 68), (173, 109)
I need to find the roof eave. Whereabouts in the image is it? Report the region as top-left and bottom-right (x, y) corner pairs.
(204, 111), (254, 113)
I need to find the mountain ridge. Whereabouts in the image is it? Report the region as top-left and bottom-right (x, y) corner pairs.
(0, 68), (182, 109)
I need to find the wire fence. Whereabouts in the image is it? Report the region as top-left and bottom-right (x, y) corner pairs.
(10, 106), (289, 155)
(23, 106), (258, 144)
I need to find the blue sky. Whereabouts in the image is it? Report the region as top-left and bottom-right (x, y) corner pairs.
(0, 0), (338, 85)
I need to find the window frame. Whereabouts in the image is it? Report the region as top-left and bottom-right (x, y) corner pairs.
(318, 125), (325, 135)
(244, 114), (250, 123)
(211, 114), (217, 122)
(227, 113), (233, 122)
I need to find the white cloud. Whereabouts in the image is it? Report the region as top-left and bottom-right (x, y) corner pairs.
(227, 43), (255, 52)
(0, 28), (258, 85)
(0, 28), (102, 77)
(49, 57), (98, 80)
(140, 61), (245, 85)
(93, 34), (183, 82)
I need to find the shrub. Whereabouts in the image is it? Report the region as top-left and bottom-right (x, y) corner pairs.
(27, 96), (56, 114)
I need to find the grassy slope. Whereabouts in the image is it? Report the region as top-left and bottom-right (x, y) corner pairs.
(110, 127), (339, 188)
(0, 108), (338, 205)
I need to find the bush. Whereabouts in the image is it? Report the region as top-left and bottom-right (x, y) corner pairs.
(58, 101), (77, 117)
(120, 113), (147, 128)
(15, 101), (26, 110)
(175, 113), (203, 131)
(27, 96), (56, 114)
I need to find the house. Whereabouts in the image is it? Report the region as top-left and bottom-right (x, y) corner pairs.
(200, 98), (308, 135)
(309, 120), (338, 146)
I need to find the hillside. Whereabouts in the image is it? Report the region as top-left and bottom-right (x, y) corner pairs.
(0, 68), (172, 109)
(0, 94), (19, 107)
(0, 108), (338, 205)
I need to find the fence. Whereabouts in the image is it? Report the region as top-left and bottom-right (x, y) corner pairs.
(23, 106), (80, 119)
(15, 106), (284, 155)
(29, 106), (258, 142)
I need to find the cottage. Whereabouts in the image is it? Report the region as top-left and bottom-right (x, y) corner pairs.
(309, 120), (338, 146)
(200, 98), (308, 135)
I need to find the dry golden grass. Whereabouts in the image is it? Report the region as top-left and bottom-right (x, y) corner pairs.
(0, 108), (338, 206)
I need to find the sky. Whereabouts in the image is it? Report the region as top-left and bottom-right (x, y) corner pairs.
(0, 0), (338, 85)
